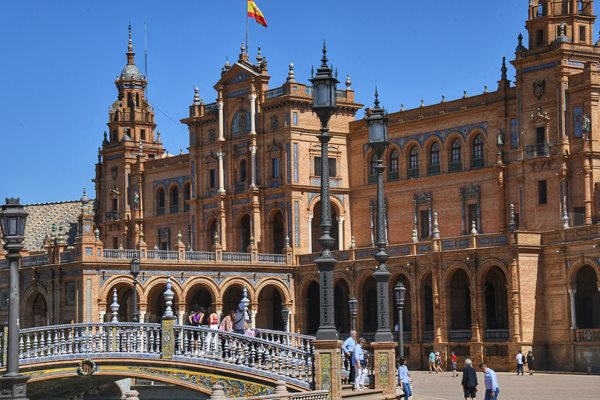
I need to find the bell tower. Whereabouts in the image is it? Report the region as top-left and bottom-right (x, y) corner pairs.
(95, 25), (164, 249)
(526, 1), (595, 49)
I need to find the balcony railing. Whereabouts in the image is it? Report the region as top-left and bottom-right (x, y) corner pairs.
(407, 168), (420, 179)
(471, 158), (485, 169)
(387, 170), (399, 181)
(484, 329), (509, 342)
(449, 329), (472, 342)
(427, 165), (440, 176)
(105, 211), (120, 221)
(223, 252), (252, 263)
(185, 251), (216, 262)
(147, 250), (178, 261)
(392, 331), (412, 342)
(449, 161), (462, 172)
(525, 143), (550, 159)
(423, 331), (434, 342)
(103, 249), (140, 260)
(266, 86), (285, 99)
(257, 253), (287, 264)
(575, 329), (600, 342)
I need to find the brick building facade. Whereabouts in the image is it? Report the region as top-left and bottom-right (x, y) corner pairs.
(1, 1), (600, 372)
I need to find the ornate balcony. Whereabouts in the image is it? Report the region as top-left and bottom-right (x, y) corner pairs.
(407, 168), (420, 179)
(449, 329), (472, 342)
(525, 143), (550, 159)
(427, 165), (440, 176)
(105, 211), (120, 221)
(484, 329), (509, 342)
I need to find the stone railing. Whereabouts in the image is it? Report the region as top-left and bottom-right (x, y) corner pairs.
(449, 329), (472, 342)
(575, 329), (600, 342)
(542, 225), (600, 245)
(21, 254), (49, 267)
(103, 249), (140, 260)
(222, 252), (252, 263)
(254, 328), (315, 352)
(174, 325), (314, 388)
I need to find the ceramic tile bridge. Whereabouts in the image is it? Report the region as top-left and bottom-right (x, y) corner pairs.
(0, 281), (317, 398)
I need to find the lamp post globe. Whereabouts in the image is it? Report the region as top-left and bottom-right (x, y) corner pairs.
(0, 198), (30, 399)
(394, 282), (406, 358)
(310, 43), (339, 341)
(366, 90), (393, 343)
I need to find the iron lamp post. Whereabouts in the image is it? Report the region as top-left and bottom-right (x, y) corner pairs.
(130, 258), (140, 322)
(310, 43), (339, 341)
(348, 296), (358, 332)
(0, 198), (29, 399)
(394, 282), (407, 358)
(366, 90), (393, 343)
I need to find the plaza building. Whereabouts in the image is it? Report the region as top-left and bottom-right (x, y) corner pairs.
(1, 0), (600, 373)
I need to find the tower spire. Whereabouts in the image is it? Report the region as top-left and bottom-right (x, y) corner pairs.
(127, 23), (135, 65)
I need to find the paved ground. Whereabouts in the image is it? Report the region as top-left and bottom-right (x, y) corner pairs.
(408, 370), (600, 399)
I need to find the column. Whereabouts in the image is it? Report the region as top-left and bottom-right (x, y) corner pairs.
(568, 288), (577, 329)
(510, 258), (521, 341)
(307, 215), (313, 253)
(249, 93), (257, 135)
(217, 151), (225, 195)
(337, 216), (344, 250)
(583, 159), (592, 225)
(217, 100), (224, 141)
(250, 145), (257, 189)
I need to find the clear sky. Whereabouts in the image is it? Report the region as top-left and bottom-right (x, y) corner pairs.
(0, 0), (579, 204)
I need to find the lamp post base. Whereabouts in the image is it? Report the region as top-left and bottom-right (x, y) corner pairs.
(0, 374), (29, 399)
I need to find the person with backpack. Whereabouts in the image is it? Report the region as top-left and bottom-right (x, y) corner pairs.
(234, 304), (247, 334)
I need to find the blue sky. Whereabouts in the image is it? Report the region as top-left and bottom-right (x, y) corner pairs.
(0, 0), (569, 204)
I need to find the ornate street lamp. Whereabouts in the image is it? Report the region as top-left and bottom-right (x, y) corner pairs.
(394, 282), (407, 358)
(0, 198), (30, 399)
(348, 296), (358, 332)
(310, 43), (340, 341)
(366, 89), (393, 343)
(130, 258), (140, 322)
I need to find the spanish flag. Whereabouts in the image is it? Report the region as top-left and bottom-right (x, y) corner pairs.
(248, 0), (268, 27)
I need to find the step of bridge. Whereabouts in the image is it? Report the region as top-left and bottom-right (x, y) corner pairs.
(341, 384), (388, 400)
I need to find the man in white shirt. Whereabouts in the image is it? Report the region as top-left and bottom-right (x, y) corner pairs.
(516, 350), (524, 375)
(342, 330), (357, 384)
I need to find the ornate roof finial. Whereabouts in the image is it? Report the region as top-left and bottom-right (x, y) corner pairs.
(256, 46), (263, 65)
(516, 33), (526, 52)
(484, 85), (488, 94)
(80, 188), (89, 204)
(321, 40), (328, 67)
(501, 56), (508, 81)
(287, 62), (296, 83)
(374, 86), (380, 108)
(471, 221), (479, 235)
(432, 212), (440, 239)
(420, 99), (425, 108)
(138, 139), (143, 156)
(193, 86), (200, 105)
(400, 103), (404, 111)
(345, 74), (352, 90)
(103, 131), (108, 143)
(126, 23), (135, 65)
(441, 95), (446, 103)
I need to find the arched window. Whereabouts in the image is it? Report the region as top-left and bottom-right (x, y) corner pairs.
(388, 149), (399, 181)
(472, 134), (484, 168)
(239, 159), (247, 182)
(428, 142), (440, 175)
(408, 146), (419, 178)
(231, 110), (250, 137)
(450, 139), (462, 172)
(170, 186), (180, 214)
(156, 188), (165, 216)
(183, 183), (191, 212)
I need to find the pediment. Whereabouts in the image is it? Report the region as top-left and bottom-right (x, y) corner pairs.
(215, 63), (259, 89)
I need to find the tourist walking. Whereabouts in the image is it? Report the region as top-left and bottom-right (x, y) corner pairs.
(479, 362), (499, 400)
(205, 306), (219, 353)
(526, 351), (535, 375)
(397, 356), (412, 400)
(434, 352), (443, 373)
(219, 309), (236, 332)
(234, 305), (246, 334)
(353, 337), (367, 391)
(451, 351), (458, 377)
(461, 358), (478, 400)
(516, 350), (525, 375)
(342, 330), (357, 384)
(428, 350), (436, 373)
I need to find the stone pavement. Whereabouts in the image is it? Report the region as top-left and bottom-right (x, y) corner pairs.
(407, 370), (600, 400)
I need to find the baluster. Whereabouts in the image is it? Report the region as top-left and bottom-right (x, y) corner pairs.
(18, 334), (24, 360)
(148, 329), (155, 353)
(59, 329), (66, 354)
(39, 330), (45, 356)
(286, 351), (292, 376)
(24, 333), (31, 359)
(32, 332), (39, 358)
(46, 331), (52, 356)
(100, 327), (106, 353)
(154, 328), (160, 354)
(223, 336), (230, 361)
(52, 330), (59, 355)
(256, 343), (264, 370)
(183, 329), (190, 356)
(249, 342), (256, 367)
(270, 348), (276, 372)
(66, 329), (72, 354)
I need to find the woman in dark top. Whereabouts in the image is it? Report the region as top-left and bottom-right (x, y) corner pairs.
(526, 351), (535, 375)
(461, 358), (478, 400)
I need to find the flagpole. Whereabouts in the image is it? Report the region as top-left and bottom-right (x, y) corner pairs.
(245, 0), (249, 54)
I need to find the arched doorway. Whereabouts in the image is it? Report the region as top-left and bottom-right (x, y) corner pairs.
(185, 284), (214, 324)
(391, 275), (412, 334)
(362, 277), (377, 333)
(272, 210), (285, 254)
(23, 292), (48, 328)
(239, 214), (251, 252)
(575, 266), (600, 328)
(222, 285), (251, 321)
(105, 285), (133, 322)
(421, 273), (434, 336)
(311, 201), (339, 253)
(305, 281), (320, 335)
(146, 284), (180, 323)
(334, 280), (350, 334)
(484, 267), (509, 330)
(256, 285), (285, 331)
(449, 269), (472, 331)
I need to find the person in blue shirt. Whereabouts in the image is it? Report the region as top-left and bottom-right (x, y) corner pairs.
(353, 337), (367, 390)
(479, 362), (499, 400)
(397, 357), (412, 400)
(342, 330), (357, 384)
